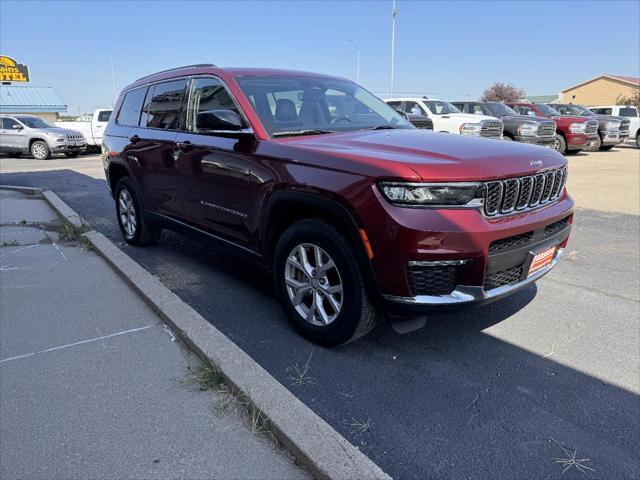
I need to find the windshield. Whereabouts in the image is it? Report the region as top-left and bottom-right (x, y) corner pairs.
(567, 104), (593, 115)
(536, 104), (561, 116)
(424, 100), (461, 115)
(236, 76), (412, 136)
(485, 103), (517, 117)
(16, 116), (56, 128)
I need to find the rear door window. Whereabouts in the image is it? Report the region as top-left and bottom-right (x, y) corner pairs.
(618, 107), (638, 117)
(142, 79), (188, 130)
(116, 87), (149, 126)
(97, 110), (112, 122)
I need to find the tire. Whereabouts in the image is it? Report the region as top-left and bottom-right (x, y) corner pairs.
(114, 177), (161, 246)
(273, 219), (378, 346)
(65, 152), (80, 158)
(636, 133), (639, 149)
(593, 134), (602, 151)
(30, 141), (51, 160)
(553, 134), (567, 155)
(599, 145), (614, 151)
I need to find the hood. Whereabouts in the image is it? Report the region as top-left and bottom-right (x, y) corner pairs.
(436, 113), (499, 123)
(550, 114), (587, 122)
(498, 115), (548, 124)
(275, 129), (565, 182)
(40, 127), (84, 137)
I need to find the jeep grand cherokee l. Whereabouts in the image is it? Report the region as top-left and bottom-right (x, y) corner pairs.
(103, 64), (573, 345)
(452, 101), (556, 147)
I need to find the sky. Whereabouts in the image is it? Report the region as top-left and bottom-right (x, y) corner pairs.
(1, 0), (639, 114)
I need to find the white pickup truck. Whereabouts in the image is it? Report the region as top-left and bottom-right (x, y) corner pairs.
(385, 97), (503, 139)
(590, 105), (639, 148)
(56, 108), (112, 152)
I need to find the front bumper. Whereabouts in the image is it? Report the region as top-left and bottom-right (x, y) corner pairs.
(362, 187), (573, 314)
(52, 140), (86, 152)
(601, 131), (629, 145)
(515, 135), (556, 147)
(565, 132), (591, 150)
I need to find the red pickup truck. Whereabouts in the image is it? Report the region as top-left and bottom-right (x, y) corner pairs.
(508, 102), (599, 154)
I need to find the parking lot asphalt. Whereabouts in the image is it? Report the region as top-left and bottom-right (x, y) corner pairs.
(1, 146), (638, 479)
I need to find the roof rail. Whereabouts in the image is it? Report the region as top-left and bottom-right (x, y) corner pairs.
(135, 64), (217, 82)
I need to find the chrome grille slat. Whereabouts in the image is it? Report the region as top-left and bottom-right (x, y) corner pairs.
(483, 167), (566, 216)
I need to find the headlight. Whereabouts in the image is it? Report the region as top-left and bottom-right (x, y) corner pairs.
(517, 124), (538, 136)
(604, 121), (620, 132)
(379, 182), (484, 206)
(459, 123), (483, 135)
(569, 122), (587, 133)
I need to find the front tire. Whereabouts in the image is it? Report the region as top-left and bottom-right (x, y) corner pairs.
(636, 133), (639, 149)
(273, 220), (378, 346)
(553, 134), (567, 155)
(114, 177), (161, 246)
(30, 141), (51, 160)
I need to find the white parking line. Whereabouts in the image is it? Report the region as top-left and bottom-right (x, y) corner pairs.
(0, 325), (153, 364)
(0, 244), (40, 258)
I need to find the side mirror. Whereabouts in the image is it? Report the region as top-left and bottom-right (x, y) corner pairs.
(395, 109), (409, 120)
(196, 109), (245, 132)
(12, 124), (23, 130)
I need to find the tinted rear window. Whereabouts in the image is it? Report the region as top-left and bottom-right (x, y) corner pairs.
(97, 110), (112, 122)
(142, 79), (188, 130)
(116, 87), (148, 126)
(619, 107), (638, 117)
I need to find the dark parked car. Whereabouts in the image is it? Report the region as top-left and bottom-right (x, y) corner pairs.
(550, 103), (630, 150)
(103, 64), (573, 345)
(452, 101), (556, 147)
(507, 102), (599, 154)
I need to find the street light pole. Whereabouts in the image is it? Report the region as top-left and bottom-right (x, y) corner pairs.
(390, 0), (398, 97)
(110, 47), (125, 106)
(348, 40), (360, 84)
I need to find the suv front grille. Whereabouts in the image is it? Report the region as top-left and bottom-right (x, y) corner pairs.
(489, 232), (534, 253)
(480, 121), (503, 137)
(484, 166), (566, 216)
(485, 265), (523, 290)
(410, 120), (432, 129)
(585, 120), (598, 135)
(407, 264), (458, 296)
(619, 119), (630, 134)
(537, 122), (556, 137)
(65, 133), (83, 140)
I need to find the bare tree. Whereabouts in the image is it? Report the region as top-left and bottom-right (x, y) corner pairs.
(617, 91), (640, 110)
(481, 82), (526, 103)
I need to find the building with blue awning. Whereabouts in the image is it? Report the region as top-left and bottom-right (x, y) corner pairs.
(0, 84), (68, 122)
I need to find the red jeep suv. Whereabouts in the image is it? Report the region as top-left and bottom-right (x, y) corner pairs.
(103, 64), (573, 345)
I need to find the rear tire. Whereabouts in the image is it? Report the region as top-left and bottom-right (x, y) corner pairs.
(114, 177), (161, 246)
(553, 134), (567, 155)
(273, 219), (378, 346)
(599, 145), (614, 151)
(30, 141), (51, 160)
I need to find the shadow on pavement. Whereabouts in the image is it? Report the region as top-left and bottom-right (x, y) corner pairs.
(1, 168), (637, 480)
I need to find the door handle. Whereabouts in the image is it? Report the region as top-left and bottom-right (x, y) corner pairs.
(129, 135), (140, 144)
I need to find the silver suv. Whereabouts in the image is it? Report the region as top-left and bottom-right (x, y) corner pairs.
(0, 114), (86, 159)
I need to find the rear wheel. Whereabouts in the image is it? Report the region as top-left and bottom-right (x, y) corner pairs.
(114, 177), (161, 246)
(553, 134), (567, 154)
(273, 220), (378, 346)
(30, 141), (50, 160)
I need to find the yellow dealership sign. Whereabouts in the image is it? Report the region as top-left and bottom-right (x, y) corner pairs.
(0, 56), (30, 82)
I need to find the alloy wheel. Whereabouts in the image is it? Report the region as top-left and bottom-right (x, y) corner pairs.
(118, 189), (137, 239)
(284, 243), (343, 326)
(32, 143), (47, 159)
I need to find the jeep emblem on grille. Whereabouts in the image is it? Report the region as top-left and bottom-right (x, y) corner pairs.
(530, 160), (543, 168)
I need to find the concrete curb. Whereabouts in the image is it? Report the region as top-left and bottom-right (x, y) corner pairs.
(1, 186), (392, 480)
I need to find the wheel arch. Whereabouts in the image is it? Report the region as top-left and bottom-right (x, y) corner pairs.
(107, 161), (133, 198)
(261, 190), (381, 300)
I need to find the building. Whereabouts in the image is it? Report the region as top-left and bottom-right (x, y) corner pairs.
(0, 84), (68, 122)
(0, 55), (68, 121)
(561, 75), (640, 106)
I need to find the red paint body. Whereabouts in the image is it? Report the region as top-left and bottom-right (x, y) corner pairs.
(103, 66), (573, 315)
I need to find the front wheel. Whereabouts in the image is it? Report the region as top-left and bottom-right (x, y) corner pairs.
(114, 177), (161, 246)
(273, 220), (378, 346)
(30, 141), (51, 160)
(553, 134), (567, 155)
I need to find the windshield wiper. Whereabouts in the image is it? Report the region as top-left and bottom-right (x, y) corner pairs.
(272, 129), (334, 138)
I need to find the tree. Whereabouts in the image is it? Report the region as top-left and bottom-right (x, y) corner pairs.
(481, 82), (526, 103)
(617, 91), (640, 110)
